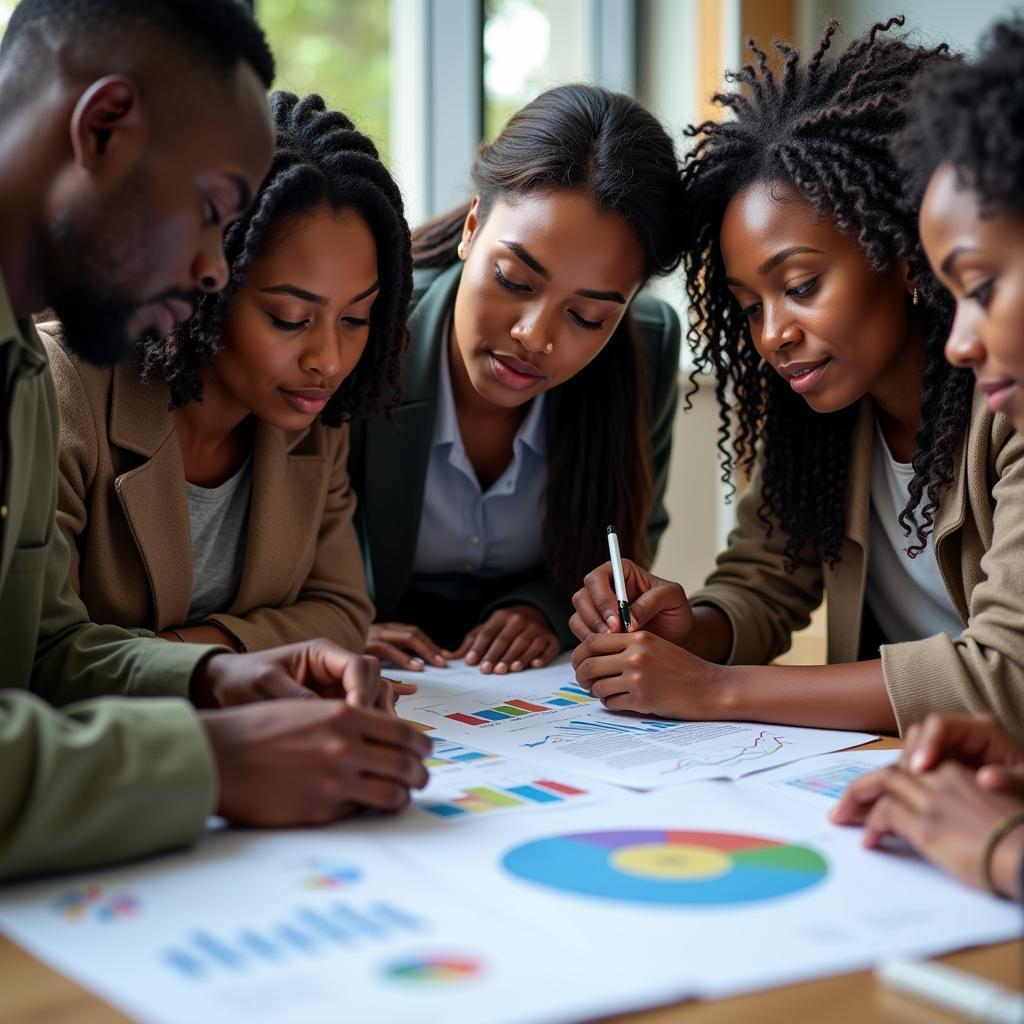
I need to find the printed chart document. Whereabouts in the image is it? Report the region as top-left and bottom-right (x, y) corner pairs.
(372, 777), (1023, 1001)
(394, 661), (875, 787)
(743, 749), (900, 809)
(0, 831), (660, 1024)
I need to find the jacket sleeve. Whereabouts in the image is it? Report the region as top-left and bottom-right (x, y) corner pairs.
(688, 457), (825, 665)
(881, 428), (1024, 744)
(41, 327), (98, 593)
(26, 367), (227, 705)
(0, 690), (214, 881)
(481, 298), (683, 650)
(205, 426), (374, 652)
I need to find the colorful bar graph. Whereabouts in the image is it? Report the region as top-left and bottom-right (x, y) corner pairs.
(442, 686), (595, 727)
(420, 778), (588, 818)
(425, 739), (497, 769)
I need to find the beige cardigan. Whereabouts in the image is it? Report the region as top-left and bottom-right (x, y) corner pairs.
(691, 391), (1024, 743)
(42, 327), (373, 653)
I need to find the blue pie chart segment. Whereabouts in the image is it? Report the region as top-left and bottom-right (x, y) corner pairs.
(502, 830), (827, 905)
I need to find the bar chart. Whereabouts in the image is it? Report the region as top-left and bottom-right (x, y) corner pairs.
(443, 685), (595, 727)
(162, 900), (427, 982)
(426, 737), (498, 769)
(421, 778), (588, 818)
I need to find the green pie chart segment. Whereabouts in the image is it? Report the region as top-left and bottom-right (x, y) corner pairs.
(502, 830), (827, 905)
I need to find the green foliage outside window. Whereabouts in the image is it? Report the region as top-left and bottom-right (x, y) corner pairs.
(257, 0), (391, 162)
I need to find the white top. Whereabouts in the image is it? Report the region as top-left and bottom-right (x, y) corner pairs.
(185, 457), (252, 625)
(410, 322), (546, 598)
(865, 421), (962, 644)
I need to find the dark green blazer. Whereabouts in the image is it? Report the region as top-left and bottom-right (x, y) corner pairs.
(349, 262), (681, 648)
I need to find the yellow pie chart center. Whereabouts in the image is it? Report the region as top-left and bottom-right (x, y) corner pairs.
(610, 843), (732, 881)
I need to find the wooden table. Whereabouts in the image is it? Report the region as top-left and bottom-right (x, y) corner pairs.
(2, 738), (1020, 1024)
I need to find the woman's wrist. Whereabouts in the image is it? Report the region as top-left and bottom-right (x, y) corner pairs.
(985, 816), (1024, 900)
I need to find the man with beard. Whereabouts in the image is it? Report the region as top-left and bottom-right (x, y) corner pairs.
(0, 0), (430, 882)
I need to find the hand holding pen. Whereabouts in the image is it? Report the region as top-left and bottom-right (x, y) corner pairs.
(569, 528), (694, 646)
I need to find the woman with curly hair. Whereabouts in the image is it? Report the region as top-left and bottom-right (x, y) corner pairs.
(42, 91), (412, 655)
(350, 83), (684, 676)
(570, 18), (1024, 742)
(832, 18), (1024, 903)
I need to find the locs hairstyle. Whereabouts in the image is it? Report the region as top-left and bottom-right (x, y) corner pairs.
(895, 17), (1024, 220)
(413, 83), (685, 600)
(142, 91), (413, 428)
(680, 17), (972, 572)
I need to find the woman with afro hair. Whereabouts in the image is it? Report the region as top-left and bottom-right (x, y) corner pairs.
(571, 18), (1024, 744)
(833, 17), (1024, 904)
(41, 91), (412, 657)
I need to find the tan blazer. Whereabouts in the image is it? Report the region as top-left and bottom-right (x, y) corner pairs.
(42, 327), (373, 653)
(691, 391), (1024, 743)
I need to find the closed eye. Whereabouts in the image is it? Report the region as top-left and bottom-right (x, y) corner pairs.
(786, 276), (819, 298)
(494, 265), (530, 293)
(570, 310), (605, 331)
(343, 316), (370, 328)
(269, 313), (308, 332)
(968, 280), (994, 309)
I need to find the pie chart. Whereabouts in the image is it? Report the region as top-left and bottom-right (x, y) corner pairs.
(384, 955), (483, 984)
(502, 829), (827, 905)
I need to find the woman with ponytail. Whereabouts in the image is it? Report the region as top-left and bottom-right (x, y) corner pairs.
(43, 91), (412, 659)
(350, 83), (685, 676)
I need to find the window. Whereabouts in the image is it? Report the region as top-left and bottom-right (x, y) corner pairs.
(256, 0), (391, 163)
(483, 0), (593, 140)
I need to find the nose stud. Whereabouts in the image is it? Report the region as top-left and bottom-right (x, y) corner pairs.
(544, 342), (554, 354)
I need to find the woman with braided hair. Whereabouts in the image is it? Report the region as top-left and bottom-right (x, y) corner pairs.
(570, 18), (1024, 743)
(41, 91), (412, 660)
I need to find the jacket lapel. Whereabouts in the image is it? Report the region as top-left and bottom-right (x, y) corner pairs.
(363, 263), (462, 615)
(232, 421), (326, 611)
(110, 361), (193, 630)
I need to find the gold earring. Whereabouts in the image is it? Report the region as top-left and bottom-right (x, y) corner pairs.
(457, 240), (466, 260)
(544, 342), (554, 354)
(912, 286), (919, 306)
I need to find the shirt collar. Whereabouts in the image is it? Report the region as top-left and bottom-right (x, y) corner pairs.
(434, 317), (546, 456)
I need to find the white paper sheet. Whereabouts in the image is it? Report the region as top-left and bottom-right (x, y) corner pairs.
(743, 748), (900, 808)
(364, 777), (1024, 1001)
(0, 831), (665, 1024)
(395, 661), (876, 787)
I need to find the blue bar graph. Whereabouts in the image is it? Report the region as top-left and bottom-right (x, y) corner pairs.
(162, 900), (427, 982)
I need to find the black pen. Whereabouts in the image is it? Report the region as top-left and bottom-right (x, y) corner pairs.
(606, 525), (631, 631)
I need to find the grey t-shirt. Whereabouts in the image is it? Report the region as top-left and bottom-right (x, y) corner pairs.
(184, 457), (252, 626)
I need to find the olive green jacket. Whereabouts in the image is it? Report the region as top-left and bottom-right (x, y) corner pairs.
(349, 262), (681, 648)
(0, 273), (219, 881)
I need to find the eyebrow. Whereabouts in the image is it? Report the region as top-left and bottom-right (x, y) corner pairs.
(499, 240), (626, 304)
(260, 281), (380, 306)
(725, 246), (825, 287)
(940, 246), (979, 276)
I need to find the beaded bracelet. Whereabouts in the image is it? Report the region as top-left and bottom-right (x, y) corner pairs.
(979, 809), (1024, 896)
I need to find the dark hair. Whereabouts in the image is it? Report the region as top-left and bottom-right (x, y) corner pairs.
(413, 83), (685, 599)
(896, 16), (1024, 220)
(141, 91), (412, 427)
(680, 17), (973, 572)
(1, 0), (275, 88)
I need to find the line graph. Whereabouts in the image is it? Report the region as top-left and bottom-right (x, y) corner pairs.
(658, 730), (786, 776)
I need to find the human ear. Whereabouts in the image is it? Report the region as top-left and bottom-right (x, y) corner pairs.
(460, 195), (482, 256)
(69, 76), (143, 170)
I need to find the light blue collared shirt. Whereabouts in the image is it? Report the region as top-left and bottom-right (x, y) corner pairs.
(410, 328), (547, 595)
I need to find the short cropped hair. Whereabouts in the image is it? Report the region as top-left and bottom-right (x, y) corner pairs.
(1, 0), (274, 87)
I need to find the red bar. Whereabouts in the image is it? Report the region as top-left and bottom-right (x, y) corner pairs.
(535, 779), (586, 796)
(506, 699), (549, 713)
(446, 712), (488, 726)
